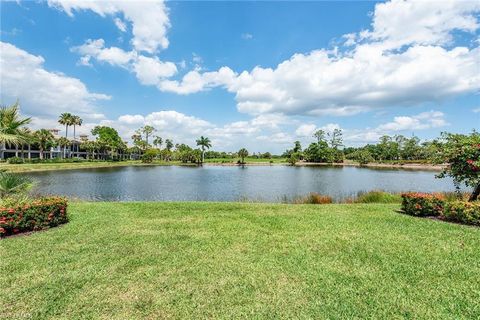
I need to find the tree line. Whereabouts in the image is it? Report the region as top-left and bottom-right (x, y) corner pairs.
(282, 128), (460, 165)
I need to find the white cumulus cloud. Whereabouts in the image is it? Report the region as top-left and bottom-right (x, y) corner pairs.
(0, 42), (110, 118)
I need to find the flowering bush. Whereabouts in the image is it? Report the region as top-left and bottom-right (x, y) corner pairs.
(0, 197), (68, 237)
(443, 201), (480, 226)
(401, 192), (445, 217)
(435, 132), (480, 201)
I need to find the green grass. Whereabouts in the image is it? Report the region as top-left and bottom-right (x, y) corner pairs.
(0, 158), (287, 173)
(204, 157), (287, 164)
(1, 202), (479, 319)
(0, 160), (193, 173)
(352, 190), (402, 203)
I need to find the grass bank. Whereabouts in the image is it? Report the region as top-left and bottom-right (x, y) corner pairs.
(1, 202), (478, 319)
(0, 160), (194, 173)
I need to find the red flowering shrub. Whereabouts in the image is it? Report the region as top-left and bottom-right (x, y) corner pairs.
(401, 192), (445, 217)
(0, 197), (68, 237)
(443, 201), (480, 226)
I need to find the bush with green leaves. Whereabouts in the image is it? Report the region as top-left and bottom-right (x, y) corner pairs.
(401, 192), (445, 217)
(141, 149), (159, 163)
(346, 149), (375, 165)
(436, 131), (480, 201)
(354, 191), (401, 203)
(0, 196), (68, 237)
(443, 201), (480, 226)
(6, 156), (24, 164)
(0, 171), (33, 198)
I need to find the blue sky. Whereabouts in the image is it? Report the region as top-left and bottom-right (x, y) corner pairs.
(1, 0), (479, 153)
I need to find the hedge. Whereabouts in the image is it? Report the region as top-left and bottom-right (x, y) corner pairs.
(401, 192), (445, 217)
(0, 197), (68, 237)
(443, 201), (480, 226)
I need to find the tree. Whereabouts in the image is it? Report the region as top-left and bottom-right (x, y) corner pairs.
(72, 115), (83, 140)
(141, 149), (159, 163)
(141, 125), (156, 146)
(33, 129), (55, 160)
(436, 131), (480, 201)
(165, 139), (174, 151)
(58, 113), (73, 138)
(57, 137), (70, 159)
(293, 141), (302, 153)
(313, 130), (326, 144)
(153, 136), (163, 149)
(238, 148), (249, 164)
(196, 136), (212, 163)
(346, 149), (374, 165)
(329, 129), (343, 149)
(91, 126), (123, 159)
(82, 141), (97, 159)
(288, 152), (301, 165)
(0, 101), (31, 147)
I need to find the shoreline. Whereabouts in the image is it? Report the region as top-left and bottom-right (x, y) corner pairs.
(296, 162), (446, 171)
(0, 160), (445, 173)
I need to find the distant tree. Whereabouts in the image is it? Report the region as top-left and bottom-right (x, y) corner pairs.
(141, 149), (159, 163)
(196, 136), (212, 163)
(91, 126), (123, 159)
(238, 148), (249, 164)
(33, 129), (55, 160)
(153, 136), (163, 149)
(57, 137), (70, 159)
(141, 125), (156, 146)
(82, 141), (97, 159)
(58, 113), (73, 138)
(436, 131), (480, 201)
(288, 152), (301, 166)
(72, 115), (83, 140)
(328, 129), (343, 149)
(293, 141), (302, 153)
(313, 130), (326, 144)
(165, 139), (174, 151)
(346, 149), (374, 165)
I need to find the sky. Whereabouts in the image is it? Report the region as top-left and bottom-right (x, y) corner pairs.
(1, 0), (479, 153)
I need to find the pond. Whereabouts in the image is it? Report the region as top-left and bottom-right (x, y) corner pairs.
(24, 165), (465, 202)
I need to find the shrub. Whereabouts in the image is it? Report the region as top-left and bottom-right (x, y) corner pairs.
(293, 193), (333, 204)
(0, 197), (68, 237)
(141, 149), (159, 163)
(7, 156), (24, 164)
(0, 171), (33, 197)
(401, 192), (445, 216)
(354, 191), (401, 203)
(443, 201), (480, 226)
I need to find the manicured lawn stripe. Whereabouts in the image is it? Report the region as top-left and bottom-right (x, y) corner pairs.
(1, 202), (479, 319)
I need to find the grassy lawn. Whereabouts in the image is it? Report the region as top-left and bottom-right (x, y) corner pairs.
(0, 158), (287, 173)
(1, 202), (479, 319)
(0, 160), (193, 173)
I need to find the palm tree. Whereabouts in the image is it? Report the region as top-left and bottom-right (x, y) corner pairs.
(72, 115), (83, 140)
(33, 129), (54, 160)
(58, 113), (73, 139)
(0, 171), (33, 198)
(0, 101), (31, 159)
(196, 136), (212, 163)
(57, 137), (70, 159)
(238, 148), (249, 164)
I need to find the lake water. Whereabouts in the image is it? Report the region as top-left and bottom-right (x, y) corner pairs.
(24, 165), (464, 202)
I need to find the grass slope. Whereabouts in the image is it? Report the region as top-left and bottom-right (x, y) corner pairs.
(1, 202), (479, 319)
